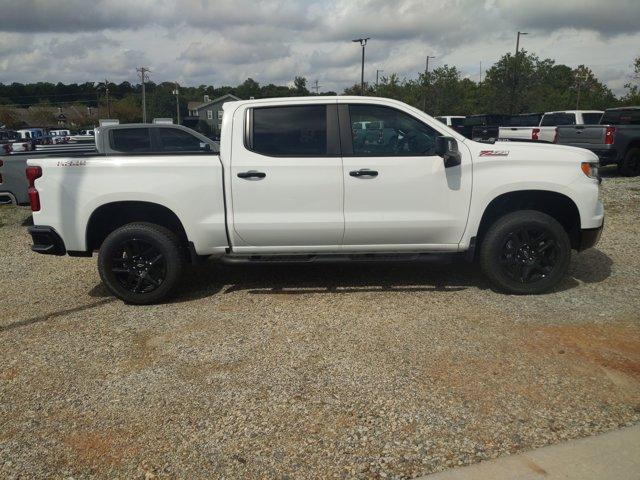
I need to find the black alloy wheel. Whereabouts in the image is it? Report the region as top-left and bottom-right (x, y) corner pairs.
(98, 222), (185, 304)
(479, 210), (571, 294)
(110, 238), (167, 294)
(499, 227), (558, 284)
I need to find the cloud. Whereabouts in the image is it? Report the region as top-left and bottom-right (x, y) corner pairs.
(0, 0), (637, 95)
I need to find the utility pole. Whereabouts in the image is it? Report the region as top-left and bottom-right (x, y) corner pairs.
(173, 82), (180, 124)
(104, 78), (111, 117)
(575, 73), (588, 110)
(352, 37), (370, 95)
(422, 55), (435, 112)
(136, 67), (150, 123)
(312, 79), (321, 94)
(375, 69), (384, 94)
(477, 61), (483, 107)
(510, 31), (528, 114)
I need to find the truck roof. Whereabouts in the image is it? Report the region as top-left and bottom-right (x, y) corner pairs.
(544, 110), (603, 114)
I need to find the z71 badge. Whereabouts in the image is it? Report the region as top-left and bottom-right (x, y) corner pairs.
(479, 150), (509, 157)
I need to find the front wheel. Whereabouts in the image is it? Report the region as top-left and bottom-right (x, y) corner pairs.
(98, 222), (185, 304)
(479, 210), (571, 294)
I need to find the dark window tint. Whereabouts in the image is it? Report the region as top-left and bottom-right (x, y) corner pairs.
(111, 128), (151, 152)
(349, 105), (439, 156)
(158, 128), (207, 152)
(508, 114), (542, 126)
(450, 117), (465, 126)
(252, 105), (327, 156)
(435, 117), (447, 124)
(541, 113), (576, 126)
(582, 113), (602, 124)
(601, 109), (640, 125)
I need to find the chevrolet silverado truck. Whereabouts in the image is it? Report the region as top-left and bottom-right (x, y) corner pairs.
(556, 106), (640, 176)
(26, 96), (604, 304)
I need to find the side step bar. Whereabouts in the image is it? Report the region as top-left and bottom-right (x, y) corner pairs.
(218, 252), (459, 265)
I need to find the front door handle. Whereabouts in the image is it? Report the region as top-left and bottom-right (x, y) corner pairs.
(237, 170), (266, 179)
(349, 169), (378, 178)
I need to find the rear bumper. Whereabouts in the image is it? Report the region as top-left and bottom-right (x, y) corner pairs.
(577, 221), (603, 252)
(28, 225), (66, 256)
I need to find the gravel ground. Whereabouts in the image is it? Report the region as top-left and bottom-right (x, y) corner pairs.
(1, 166), (639, 479)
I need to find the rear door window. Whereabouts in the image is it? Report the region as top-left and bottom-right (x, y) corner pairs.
(250, 105), (328, 156)
(110, 128), (152, 153)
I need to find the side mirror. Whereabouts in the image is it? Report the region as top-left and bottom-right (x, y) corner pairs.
(200, 142), (212, 152)
(435, 136), (461, 168)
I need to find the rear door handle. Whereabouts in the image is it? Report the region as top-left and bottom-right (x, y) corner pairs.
(237, 170), (266, 179)
(349, 169), (378, 178)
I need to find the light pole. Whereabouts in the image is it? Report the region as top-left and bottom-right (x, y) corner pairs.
(423, 55), (435, 111)
(511, 31), (528, 114)
(173, 82), (180, 124)
(375, 69), (384, 94)
(352, 37), (370, 95)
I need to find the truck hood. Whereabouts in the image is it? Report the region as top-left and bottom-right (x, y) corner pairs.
(463, 138), (599, 164)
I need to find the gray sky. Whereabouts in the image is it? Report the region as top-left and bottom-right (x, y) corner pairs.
(0, 0), (638, 95)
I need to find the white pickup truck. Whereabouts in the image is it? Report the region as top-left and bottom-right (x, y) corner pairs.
(499, 110), (604, 143)
(26, 96), (604, 304)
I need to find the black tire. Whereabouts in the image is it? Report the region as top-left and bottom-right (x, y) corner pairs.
(98, 222), (185, 304)
(618, 147), (640, 177)
(479, 210), (571, 295)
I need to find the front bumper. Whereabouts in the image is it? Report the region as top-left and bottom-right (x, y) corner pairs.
(577, 220), (603, 252)
(28, 225), (66, 256)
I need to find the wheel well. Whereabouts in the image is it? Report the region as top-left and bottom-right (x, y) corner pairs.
(476, 190), (581, 251)
(624, 140), (640, 154)
(86, 201), (188, 251)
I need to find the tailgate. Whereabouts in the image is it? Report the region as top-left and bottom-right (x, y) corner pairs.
(499, 127), (533, 140)
(556, 125), (605, 146)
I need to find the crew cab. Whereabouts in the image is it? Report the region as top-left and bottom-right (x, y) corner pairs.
(556, 106), (640, 176)
(26, 96), (604, 304)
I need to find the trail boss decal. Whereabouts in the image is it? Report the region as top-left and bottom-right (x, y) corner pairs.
(479, 150), (510, 157)
(56, 160), (86, 167)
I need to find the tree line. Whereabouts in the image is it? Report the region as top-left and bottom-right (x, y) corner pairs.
(1, 51), (638, 128)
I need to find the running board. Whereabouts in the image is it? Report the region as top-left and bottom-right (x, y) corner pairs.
(218, 252), (458, 265)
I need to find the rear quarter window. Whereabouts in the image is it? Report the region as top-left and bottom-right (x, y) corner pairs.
(601, 109), (640, 125)
(541, 113), (576, 126)
(110, 128), (151, 153)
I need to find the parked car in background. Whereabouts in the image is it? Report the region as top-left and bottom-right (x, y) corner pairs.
(0, 131), (13, 155)
(499, 110), (603, 143)
(26, 96), (603, 303)
(6, 130), (35, 152)
(556, 106), (640, 176)
(435, 116), (466, 135)
(498, 113), (543, 142)
(49, 129), (71, 144)
(70, 129), (95, 142)
(17, 128), (46, 145)
(0, 124), (214, 206)
(460, 114), (510, 141)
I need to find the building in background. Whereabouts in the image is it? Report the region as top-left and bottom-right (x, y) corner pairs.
(189, 94), (240, 137)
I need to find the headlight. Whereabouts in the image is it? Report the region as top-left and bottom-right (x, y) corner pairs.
(581, 162), (599, 180)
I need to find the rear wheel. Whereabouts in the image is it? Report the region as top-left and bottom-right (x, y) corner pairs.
(618, 147), (640, 177)
(98, 222), (185, 304)
(479, 210), (571, 294)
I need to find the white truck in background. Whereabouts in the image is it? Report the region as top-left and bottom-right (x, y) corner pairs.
(26, 96), (604, 304)
(499, 110), (604, 143)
